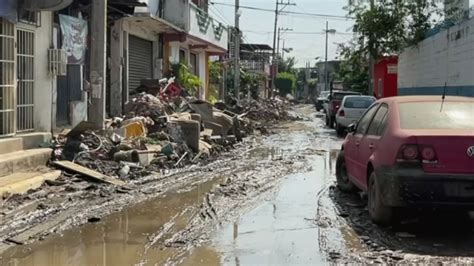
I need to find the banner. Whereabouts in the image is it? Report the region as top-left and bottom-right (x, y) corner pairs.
(59, 15), (88, 64)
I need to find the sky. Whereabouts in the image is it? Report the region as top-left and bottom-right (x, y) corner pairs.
(209, 0), (355, 67)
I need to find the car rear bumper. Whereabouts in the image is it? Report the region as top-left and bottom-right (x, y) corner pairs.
(335, 116), (358, 127)
(375, 166), (474, 208)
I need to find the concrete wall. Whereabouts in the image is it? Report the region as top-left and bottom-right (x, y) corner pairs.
(18, 11), (55, 132)
(189, 3), (228, 51)
(163, 0), (189, 30)
(398, 17), (474, 96)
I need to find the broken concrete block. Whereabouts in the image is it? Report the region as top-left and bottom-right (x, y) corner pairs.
(213, 112), (233, 136)
(203, 121), (223, 136)
(167, 120), (200, 152)
(188, 100), (214, 121)
(190, 113), (201, 124)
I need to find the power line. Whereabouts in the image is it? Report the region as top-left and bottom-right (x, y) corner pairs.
(210, 2), (353, 20)
(244, 30), (354, 36)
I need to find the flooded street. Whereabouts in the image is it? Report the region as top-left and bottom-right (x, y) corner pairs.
(2, 105), (474, 265)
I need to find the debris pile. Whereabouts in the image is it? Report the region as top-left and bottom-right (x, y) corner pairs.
(51, 93), (294, 184)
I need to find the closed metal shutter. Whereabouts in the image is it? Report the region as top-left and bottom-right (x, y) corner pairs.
(128, 35), (152, 94)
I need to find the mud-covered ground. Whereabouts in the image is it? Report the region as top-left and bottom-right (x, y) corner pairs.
(1, 105), (474, 265)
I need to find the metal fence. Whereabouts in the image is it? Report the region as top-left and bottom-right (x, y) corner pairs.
(0, 19), (16, 137)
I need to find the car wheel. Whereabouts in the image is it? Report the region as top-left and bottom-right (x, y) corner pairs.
(368, 171), (394, 225)
(336, 151), (357, 192)
(336, 123), (344, 137)
(329, 117), (335, 129)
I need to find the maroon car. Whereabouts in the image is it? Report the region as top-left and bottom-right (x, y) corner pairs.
(336, 96), (474, 224)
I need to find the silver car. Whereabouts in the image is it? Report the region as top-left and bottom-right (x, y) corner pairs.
(335, 95), (376, 136)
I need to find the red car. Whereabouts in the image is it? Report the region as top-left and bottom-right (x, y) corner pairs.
(336, 96), (474, 225)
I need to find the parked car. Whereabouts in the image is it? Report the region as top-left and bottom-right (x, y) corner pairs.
(325, 90), (361, 128)
(336, 96), (474, 225)
(335, 96), (376, 136)
(315, 91), (330, 111)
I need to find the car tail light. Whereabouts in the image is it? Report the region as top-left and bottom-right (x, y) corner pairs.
(339, 109), (345, 117)
(420, 145), (438, 163)
(397, 144), (438, 164)
(398, 145), (419, 161)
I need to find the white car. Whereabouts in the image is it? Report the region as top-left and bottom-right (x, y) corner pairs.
(335, 95), (376, 136)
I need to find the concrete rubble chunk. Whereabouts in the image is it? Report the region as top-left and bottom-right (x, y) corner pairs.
(167, 120), (200, 152)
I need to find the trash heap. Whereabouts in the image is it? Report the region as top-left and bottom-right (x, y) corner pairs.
(51, 93), (293, 183)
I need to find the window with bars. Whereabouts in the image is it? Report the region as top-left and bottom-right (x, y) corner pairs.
(0, 19), (16, 137)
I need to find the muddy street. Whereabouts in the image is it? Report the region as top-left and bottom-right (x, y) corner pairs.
(2, 105), (474, 265)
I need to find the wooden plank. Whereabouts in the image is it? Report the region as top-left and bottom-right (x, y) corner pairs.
(52, 161), (125, 186)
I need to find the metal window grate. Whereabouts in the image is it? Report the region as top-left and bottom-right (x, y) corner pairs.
(0, 19), (16, 137)
(17, 28), (35, 132)
(48, 49), (67, 76)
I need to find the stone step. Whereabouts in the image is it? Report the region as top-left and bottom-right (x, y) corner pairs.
(0, 148), (52, 178)
(0, 170), (61, 197)
(0, 138), (23, 155)
(18, 132), (52, 149)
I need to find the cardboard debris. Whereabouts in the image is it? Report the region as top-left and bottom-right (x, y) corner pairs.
(53, 161), (125, 186)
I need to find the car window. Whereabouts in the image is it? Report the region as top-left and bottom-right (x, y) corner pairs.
(355, 104), (379, 135)
(399, 102), (474, 129)
(377, 111), (389, 136)
(344, 97), (375, 109)
(367, 104), (388, 136)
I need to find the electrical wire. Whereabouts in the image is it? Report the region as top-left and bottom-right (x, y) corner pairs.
(210, 2), (353, 20)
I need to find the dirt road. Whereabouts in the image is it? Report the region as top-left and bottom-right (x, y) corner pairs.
(1, 105), (474, 265)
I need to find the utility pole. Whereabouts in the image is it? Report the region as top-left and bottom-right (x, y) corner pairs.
(271, 0), (296, 98)
(234, 0), (241, 103)
(281, 40), (285, 60)
(89, 0), (107, 128)
(323, 21), (336, 95)
(368, 0), (375, 96)
(277, 27), (292, 58)
(325, 21), (329, 95)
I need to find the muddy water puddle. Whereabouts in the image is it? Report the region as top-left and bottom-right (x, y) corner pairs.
(0, 177), (225, 266)
(188, 154), (352, 265)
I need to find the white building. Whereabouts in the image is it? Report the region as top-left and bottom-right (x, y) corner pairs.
(398, 1), (474, 97)
(0, 9), (57, 141)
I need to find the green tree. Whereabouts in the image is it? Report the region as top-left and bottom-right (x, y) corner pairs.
(278, 57), (297, 74)
(336, 42), (369, 94)
(347, 0), (443, 58)
(275, 72), (296, 96)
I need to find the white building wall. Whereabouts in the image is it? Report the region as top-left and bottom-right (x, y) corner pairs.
(189, 4), (228, 51)
(398, 17), (474, 96)
(31, 11), (55, 132)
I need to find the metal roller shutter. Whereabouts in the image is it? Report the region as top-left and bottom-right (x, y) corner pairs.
(128, 35), (152, 94)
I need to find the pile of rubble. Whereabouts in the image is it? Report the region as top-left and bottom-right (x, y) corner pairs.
(50, 94), (293, 183)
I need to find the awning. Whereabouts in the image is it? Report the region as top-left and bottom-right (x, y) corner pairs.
(124, 15), (184, 34)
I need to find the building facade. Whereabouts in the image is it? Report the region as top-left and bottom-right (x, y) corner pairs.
(398, 16), (474, 97)
(0, 7), (57, 138)
(0, 0), (229, 139)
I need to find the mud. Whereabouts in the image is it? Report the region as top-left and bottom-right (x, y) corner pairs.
(2, 105), (474, 265)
